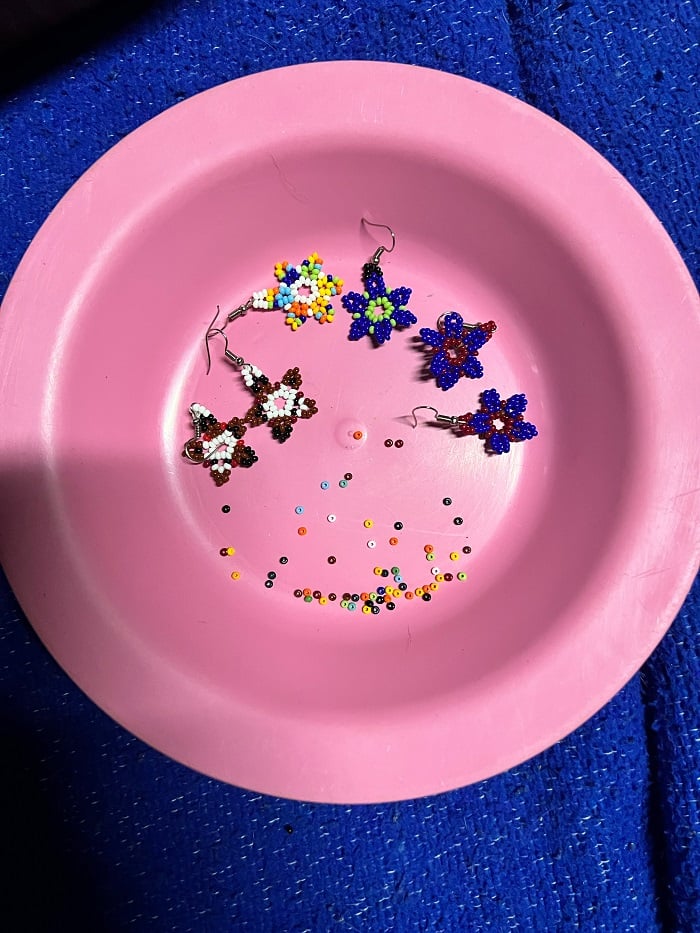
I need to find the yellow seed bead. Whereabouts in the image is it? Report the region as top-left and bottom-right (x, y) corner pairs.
(319, 597), (328, 605)
(393, 590), (402, 599)
(450, 552), (459, 561)
(364, 519), (374, 528)
(231, 571), (240, 580)
(430, 582), (438, 591)
(415, 587), (424, 597)
(436, 574), (445, 583)
(362, 605), (371, 614)
(374, 567), (383, 575)
(226, 547), (236, 556)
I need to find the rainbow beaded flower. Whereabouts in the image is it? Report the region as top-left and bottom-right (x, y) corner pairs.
(460, 389), (538, 455)
(419, 313), (497, 390)
(252, 253), (343, 330)
(342, 261), (416, 346)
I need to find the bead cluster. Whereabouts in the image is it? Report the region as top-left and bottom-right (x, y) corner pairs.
(418, 312), (497, 390)
(342, 261), (417, 345)
(459, 389), (538, 455)
(183, 404), (258, 487)
(252, 253), (343, 330)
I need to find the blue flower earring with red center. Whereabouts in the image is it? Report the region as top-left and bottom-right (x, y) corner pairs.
(418, 312), (497, 390)
(341, 220), (417, 346)
(411, 389), (538, 455)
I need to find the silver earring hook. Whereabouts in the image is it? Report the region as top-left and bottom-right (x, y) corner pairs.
(435, 311), (498, 334)
(205, 307), (246, 375)
(411, 405), (467, 428)
(362, 217), (396, 265)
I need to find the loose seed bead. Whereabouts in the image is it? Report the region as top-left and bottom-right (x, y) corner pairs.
(328, 555), (337, 564)
(426, 553), (435, 561)
(279, 556), (289, 564)
(220, 548), (228, 556)
(364, 519), (374, 528)
(319, 597), (328, 605)
(430, 582), (438, 591)
(431, 567), (440, 576)
(339, 480), (348, 488)
(394, 521), (403, 531)
(231, 571), (241, 580)
(422, 593), (432, 602)
(384, 439), (393, 447)
(454, 517), (464, 526)
(222, 505), (231, 513)
(389, 537), (399, 545)
(298, 527), (307, 535)
(399, 582), (408, 591)
(458, 572), (467, 581)
(226, 547), (236, 556)
(381, 569), (389, 577)
(328, 593), (337, 601)
(320, 481), (329, 489)
(436, 574), (445, 583)
(353, 431), (363, 440)
(405, 591), (414, 600)
(444, 573), (453, 582)
(377, 586), (386, 595)
(371, 606), (380, 614)
(424, 544), (434, 554)
(386, 602), (396, 610)
(367, 539), (376, 548)
(304, 595), (313, 603)
(443, 497), (452, 506)
(268, 571), (276, 580)
(340, 600), (349, 608)
(295, 506), (304, 514)
(294, 589), (303, 597)
(313, 590), (322, 599)
(415, 587), (424, 596)
(362, 605), (371, 614)
(265, 580), (273, 589)
(348, 602), (357, 611)
(394, 440), (404, 448)
(344, 472), (353, 480)
(303, 588), (311, 596)
(374, 566), (383, 575)
(327, 514), (336, 523)
(450, 552), (459, 561)
(463, 546), (472, 554)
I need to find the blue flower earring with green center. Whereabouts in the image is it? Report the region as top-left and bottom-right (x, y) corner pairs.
(342, 220), (417, 346)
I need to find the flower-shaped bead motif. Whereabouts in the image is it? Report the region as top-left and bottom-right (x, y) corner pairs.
(342, 261), (416, 346)
(252, 253), (343, 330)
(419, 313), (497, 390)
(242, 364), (318, 443)
(460, 389), (538, 455)
(184, 404), (258, 486)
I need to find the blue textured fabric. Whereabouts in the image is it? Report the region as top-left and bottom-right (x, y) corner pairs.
(1, 1), (698, 930)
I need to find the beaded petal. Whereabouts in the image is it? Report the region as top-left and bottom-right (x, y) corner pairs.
(418, 312), (496, 390)
(241, 364), (318, 443)
(459, 389), (538, 455)
(252, 253), (343, 330)
(342, 261), (416, 346)
(184, 404), (258, 486)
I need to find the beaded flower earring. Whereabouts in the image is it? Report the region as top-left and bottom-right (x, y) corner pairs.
(182, 306), (319, 486)
(252, 252), (343, 330)
(418, 312), (497, 390)
(411, 388), (538, 455)
(341, 220), (417, 346)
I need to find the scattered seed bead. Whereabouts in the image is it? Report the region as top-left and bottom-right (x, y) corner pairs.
(415, 587), (424, 596)
(367, 539), (377, 548)
(320, 481), (329, 489)
(444, 573), (453, 582)
(377, 586), (386, 595)
(231, 571), (241, 580)
(353, 431), (363, 440)
(327, 514), (336, 523)
(294, 589), (303, 597)
(436, 574), (445, 583)
(319, 597), (328, 605)
(454, 517), (464, 525)
(426, 553), (435, 562)
(304, 595), (313, 603)
(393, 590), (402, 599)
(371, 606), (380, 615)
(313, 590), (322, 599)
(351, 594), (360, 602)
(328, 593), (337, 601)
(348, 602), (357, 611)
(424, 544), (434, 554)
(374, 566), (383, 575)
(362, 605), (372, 614)
(360, 592), (369, 601)
(303, 588), (312, 596)
(390, 567), (399, 575)
(381, 569), (389, 577)
(222, 505), (231, 513)
(450, 552), (460, 561)
(394, 521), (404, 531)
(339, 480), (348, 488)
(443, 497), (452, 506)
(369, 592), (377, 600)
(389, 537), (399, 545)
(279, 556), (289, 565)
(385, 586), (394, 596)
(376, 596), (385, 605)
(386, 602), (396, 610)
(405, 591), (414, 600)
(463, 546), (472, 554)
(328, 555), (337, 564)
(220, 548), (228, 557)
(399, 582), (408, 591)
(430, 582), (438, 591)
(340, 599), (349, 608)
(265, 580), (274, 589)
(384, 438), (394, 447)
(458, 572), (467, 581)
(295, 506), (304, 514)
(394, 574), (403, 584)
(343, 592), (352, 601)
(344, 472), (353, 480)
(364, 519), (374, 528)
(267, 571), (276, 580)
(395, 439), (404, 449)
(422, 592), (432, 602)
(298, 527), (307, 535)
(226, 547), (236, 556)
(431, 567), (440, 576)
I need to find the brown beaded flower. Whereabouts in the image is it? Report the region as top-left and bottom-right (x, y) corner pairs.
(241, 364), (318, 443)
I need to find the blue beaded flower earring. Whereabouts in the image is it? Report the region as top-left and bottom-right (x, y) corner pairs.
(411, 389), (538, 455)
(341, 220), (417, 346)
(418, 312), (497, 390)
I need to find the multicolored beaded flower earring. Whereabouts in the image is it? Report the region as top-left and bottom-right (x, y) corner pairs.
(411, 389), (538, 455)
(418, 312), (497, 390)
(341, 220), (417, 346)
(182, 306), (319, 486)
(252, 252), (343, 331)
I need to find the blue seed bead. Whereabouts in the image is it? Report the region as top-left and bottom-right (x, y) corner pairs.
(489, 433), (511, 455)
(320, 481), (329, 489)
(377, 586), (386, 595)
(339, 480), (348, 488)
(481, 389), (501, 412)
(504, 393), (528, 417)
(348, 602), (357, 611)
(470, 412), (491, 433)
(295, 505), (304, 514)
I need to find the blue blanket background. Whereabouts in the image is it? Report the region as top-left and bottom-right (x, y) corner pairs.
(1, 1), (698, 929)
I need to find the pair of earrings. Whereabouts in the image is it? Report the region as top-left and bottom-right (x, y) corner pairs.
(182, 306), (318, 485)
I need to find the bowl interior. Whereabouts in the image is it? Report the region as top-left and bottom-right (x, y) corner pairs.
(42, 138), (638, 718)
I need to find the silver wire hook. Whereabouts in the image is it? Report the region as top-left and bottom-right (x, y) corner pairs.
(411, 405), (467, 428)
(362, 217), (396, 265)
(205, 306), (247, 374)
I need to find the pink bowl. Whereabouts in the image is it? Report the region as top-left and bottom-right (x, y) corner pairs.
(1, 62), (698, 803)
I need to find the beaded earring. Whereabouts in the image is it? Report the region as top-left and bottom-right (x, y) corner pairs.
(418, 313), (497, 390)
(411, 388), (538, 455)
(341, 220), (417, 346)
(182, 306), (319, 486)
(252, 252), (343, 330)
